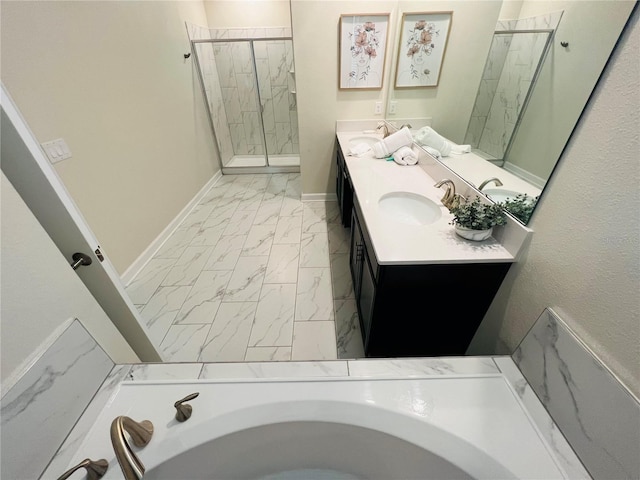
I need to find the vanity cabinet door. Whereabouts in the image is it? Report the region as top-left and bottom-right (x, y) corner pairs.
(358, 253), (376, 347)
(336, 145), (352, 227)
(349, 210), (363, 298)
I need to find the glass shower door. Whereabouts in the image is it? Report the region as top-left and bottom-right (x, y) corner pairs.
(193, 40), (267, 168)
(253, 39), (299, 167)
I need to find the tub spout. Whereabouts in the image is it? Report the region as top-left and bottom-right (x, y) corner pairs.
(110, 416), (154, 480)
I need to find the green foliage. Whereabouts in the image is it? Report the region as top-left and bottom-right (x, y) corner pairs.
(502, 194), (539, 224)
(449, 196), (507, 230)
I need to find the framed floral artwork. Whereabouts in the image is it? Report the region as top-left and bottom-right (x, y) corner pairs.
(339, 14), (390, 90)
(395, 12), (452, 88)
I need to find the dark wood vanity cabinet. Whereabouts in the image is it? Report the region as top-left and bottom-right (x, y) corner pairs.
(336, 145), (353, 227)
(349, 196), (512, 358)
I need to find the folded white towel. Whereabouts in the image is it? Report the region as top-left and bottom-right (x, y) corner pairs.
(349, 142), (371, 156)
(413, 126), (452, 157)
(371, 127), (414, 158)
(392, 146), (418, 166)
(451, 144), (471, 155)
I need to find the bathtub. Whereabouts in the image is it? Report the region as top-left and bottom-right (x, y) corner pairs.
(61, 376), (570, 479)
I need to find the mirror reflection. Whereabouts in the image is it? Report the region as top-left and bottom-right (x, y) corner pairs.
(387, 0), (635, 224)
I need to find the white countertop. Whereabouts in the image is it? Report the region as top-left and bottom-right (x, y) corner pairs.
(337, 131), (516, 265)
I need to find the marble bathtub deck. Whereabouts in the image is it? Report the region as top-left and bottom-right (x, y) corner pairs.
(125, 173), (364, 362)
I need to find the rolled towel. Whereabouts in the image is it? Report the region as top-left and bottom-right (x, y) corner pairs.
(451, 144), (471, 155)
(413, 126), (452, 157)
(349, 142), (371, 156)
(371, 127), (414, 158)
(423, 146), (442, 160)
(392, 146), (418, 166)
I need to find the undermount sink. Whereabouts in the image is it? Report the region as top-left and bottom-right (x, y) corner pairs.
(348, 136), (380, 149)
(378, 192), (442, 226)
(482, 188), (527, 203)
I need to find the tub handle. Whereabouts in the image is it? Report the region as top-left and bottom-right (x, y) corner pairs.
(174, 392), (200, 422)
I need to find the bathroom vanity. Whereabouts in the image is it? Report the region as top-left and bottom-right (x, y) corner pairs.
(336, 125), (528, 357)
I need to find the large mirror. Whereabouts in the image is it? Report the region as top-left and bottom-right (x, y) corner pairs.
(386, 0), (636, 224)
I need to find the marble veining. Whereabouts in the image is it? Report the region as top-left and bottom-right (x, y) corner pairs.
(347, 357), (499, 377)
(513, 308), (639, 480)
(1, 321), (114, 480)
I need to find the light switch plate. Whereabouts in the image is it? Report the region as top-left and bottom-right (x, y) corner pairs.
(374, 101), (382, 115)
(41, 138), (72, 164)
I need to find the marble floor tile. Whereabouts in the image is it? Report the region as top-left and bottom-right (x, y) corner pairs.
(245, 346), (292, 361)
(140, 285), (192, 345)
(264, 244), (299, 283)
(203, 235), (245, 270)
(253, 201), (282, 225)
(222, 210), (257, 236)
(181, 204), (215, 230)
(274, 216), (302, 244)
(203, 202), (237, 229)
(223, 256), (268, 302)
(174, 270), (232, 324)
(328, 223), (350, 254)
(242, 225), (276, 257)
(299, 232), (330, 268)
(200, 183), (231, 206)
(236, 187), (265, 211)
(295, 268), (334, 321)
(155, 226), (198, 259)
(302, 202), (329, 233)
(126, 258), (176, 304)
(330, 253), (354, 299)
(161, 246), (212, 286)
(324, 201), (340, 224)
(280, 196), (304, 217)
(160, 324), (210, 362)
(291, 321), (338, 360)
(249, 284), (295, 347)
(198, 302), (257, 362)
(334, 298), (365, 359)
(189, 223), (226, 247)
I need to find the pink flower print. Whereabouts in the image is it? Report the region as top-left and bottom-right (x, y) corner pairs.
(415, 20), (426, 30)
(364, 22), (376, 32)
(355, 31), (368, 48)
(419, 30), (432, 45)
(365, 46), (377, 58)
(407, 44), (420, 57)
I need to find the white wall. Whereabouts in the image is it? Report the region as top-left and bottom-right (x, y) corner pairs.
(0, 1), (219, 274)
(469, 9), (640, 398)
(506, 0), (635, 181)
(1, 174), (139, 386)
(203, 0), (291, 28)
(291, 0), (397, 195)
(388, 1), (502, 142)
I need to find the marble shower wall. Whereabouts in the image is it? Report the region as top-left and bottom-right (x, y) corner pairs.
(465, 11), (563, 159)
(190, 25), (298, 162)
(513, 308), (640, 480)
(0, 320), (114, 480)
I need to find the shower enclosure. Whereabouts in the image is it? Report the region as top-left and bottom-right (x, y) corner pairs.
(464, 28), (553, 164)
(190, 28), (300, 173)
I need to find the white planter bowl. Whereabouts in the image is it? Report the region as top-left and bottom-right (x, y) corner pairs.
(455, 225), (493, 241)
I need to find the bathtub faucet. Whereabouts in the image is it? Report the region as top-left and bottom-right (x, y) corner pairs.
(110, 416), (154, 480)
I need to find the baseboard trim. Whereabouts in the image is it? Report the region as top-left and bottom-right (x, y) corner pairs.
(121, 172), (222, 285)
(302, 193), (338, 202)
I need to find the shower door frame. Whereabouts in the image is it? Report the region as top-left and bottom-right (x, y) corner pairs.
(191, 37), (300, 175)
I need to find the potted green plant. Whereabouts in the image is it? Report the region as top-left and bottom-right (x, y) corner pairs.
(449, 196), (507, 241)
(502, 194), (539, 224)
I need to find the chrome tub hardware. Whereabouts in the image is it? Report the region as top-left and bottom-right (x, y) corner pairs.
(57, 458), (108, 480)
(478, 177), (503, 191)
(174, 392), (200, 422)
(110, 416), (154, 480)
(376, 122), (389, 138)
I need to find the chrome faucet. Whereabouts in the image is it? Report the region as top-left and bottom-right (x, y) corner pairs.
(57, 458), (108, 480)
(478, 177), (503, 190)
(434, 179), (460, 210)
(400, 123), (413, 130)
(110, 416), (154, 480)
(376, 122), (390, 138)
